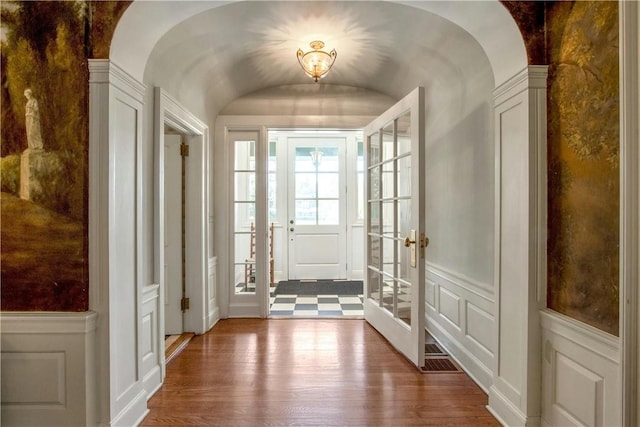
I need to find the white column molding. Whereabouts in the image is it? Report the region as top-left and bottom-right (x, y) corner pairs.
(89, 59), (148, 426)
(620, 1), (639, 426)
(487, 65), (548, 427)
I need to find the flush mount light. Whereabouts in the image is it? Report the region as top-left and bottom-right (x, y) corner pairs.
(296, 40), (337, 83)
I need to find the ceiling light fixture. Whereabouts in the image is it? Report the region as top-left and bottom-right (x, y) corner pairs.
(296, 41), (337, 82)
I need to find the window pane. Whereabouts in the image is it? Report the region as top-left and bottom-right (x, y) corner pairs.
(382, 276), (394, 313)
(295, 173), (316, 198)
(369, 166), (380, 200)
(234, 172), (255, 201)
(295, 147), (316, 171)
(268, 173), (277, 222)
(398, 280), (412, 324)
(318, 200), (339, 225)
(382, 236), (395, 276)
(234, 202), (255, 231)
(368, 235), (381, 269)
(368, 269), (381, 303)
(397, 155), (411, 198)
(382, 121), (394, 161)
(382, 201), (394, 237)
(368, 131), (380, 164)
(317, 147), (339, 172)
(318, 173), (339, 198)
(357, 173), (364, 221)
(295, 199), (316, 224)
(382, 161), (394, 199)
(397, 112), (411, 156)
(368, 201), (380, 235)
(234, 140), (255, 171)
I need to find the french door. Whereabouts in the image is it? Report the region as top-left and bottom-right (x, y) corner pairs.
(363, 87), (426, 368)
(287, 138), (347, 279)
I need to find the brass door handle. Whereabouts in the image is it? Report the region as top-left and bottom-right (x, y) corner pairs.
(404, 237), (415, 247)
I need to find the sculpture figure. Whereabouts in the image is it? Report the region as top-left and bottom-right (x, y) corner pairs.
(24, 89), (44, 150)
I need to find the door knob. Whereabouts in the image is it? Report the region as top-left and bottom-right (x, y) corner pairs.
(404, 236), (415, 247)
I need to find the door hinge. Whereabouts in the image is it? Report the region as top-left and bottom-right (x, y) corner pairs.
(180, 143), (189, 157)
(181, 297), (190, 311)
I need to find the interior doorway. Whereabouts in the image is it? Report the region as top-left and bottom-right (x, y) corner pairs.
(164, 129), (185, 335)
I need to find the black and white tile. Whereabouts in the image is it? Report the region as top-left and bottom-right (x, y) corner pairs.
(269, 294), (364, 317)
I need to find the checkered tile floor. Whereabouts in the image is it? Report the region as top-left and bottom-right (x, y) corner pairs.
(269, 293), (364, 317)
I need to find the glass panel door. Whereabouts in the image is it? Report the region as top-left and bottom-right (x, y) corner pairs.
(288, 138), (346, 279)
(363, 87), (426, 368)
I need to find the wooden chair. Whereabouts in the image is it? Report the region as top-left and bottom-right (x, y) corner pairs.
(244, 222), (275, 288)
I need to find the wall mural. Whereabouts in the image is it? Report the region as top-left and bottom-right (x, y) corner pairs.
(546, 1), (619, 336)
(0, 1), (621, 334)
(0, 0), (129, 311)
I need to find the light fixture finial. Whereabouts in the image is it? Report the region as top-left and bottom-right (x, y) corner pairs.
(296, 40), (337, 83)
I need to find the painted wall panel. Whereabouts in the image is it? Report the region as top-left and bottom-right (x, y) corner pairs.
(554, 352), (603, 426)
(497, 101), (526, 394)
(439, 287), (461, 328)
(541, 310), (620, 427)
(112, 99), (139, 399)
(0, 312), (97, 427)
(466, 302), (493, 355)
(1, 352), (65, 405)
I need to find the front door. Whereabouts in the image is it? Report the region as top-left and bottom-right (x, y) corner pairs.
(287, 138), (347, 279)
(363, 87), (426, 368)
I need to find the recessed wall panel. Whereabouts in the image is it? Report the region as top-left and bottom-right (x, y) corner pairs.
(554, 352), (603, 427)
(466, 302), (493, 354)
(438, 287), (460, 327)
(1, 352), (65, 405)
(112, 99), (138, 399)
(498, 103), (525, 392)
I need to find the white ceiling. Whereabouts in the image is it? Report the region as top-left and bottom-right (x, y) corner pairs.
(112, 1), (527, 117)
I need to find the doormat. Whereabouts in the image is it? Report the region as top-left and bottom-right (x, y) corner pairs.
(274, 280), (363, 296)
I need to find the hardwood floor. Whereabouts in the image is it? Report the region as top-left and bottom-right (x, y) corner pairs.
(142, 319), (499, 426)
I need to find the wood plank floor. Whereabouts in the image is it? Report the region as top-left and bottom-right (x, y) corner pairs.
(141, 319), (499, 426)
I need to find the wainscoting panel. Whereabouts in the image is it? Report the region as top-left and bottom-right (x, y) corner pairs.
(438, 287), (461, 329)
(0, 312), (97, 427)
(208, 256), (220, 329)
(141, 284), (162, 398)
(2, 352), (65, 406)
(541, 310), (620, 427)
(425, 263), (494, 391)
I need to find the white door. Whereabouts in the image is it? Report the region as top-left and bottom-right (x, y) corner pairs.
(164, 134), (183, 334)
(287, 138), (346, 279)
(363, 87), (426, 368)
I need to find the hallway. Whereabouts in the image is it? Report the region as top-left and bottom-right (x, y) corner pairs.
(141, 319), (499, 426)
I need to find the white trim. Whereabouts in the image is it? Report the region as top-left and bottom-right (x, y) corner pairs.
(540, 309), (620, 364)
(620, 1), (639, 426)
(0, 311), (97, 334)
(153, 88), (210, 351)
(427, 262), (494, 301)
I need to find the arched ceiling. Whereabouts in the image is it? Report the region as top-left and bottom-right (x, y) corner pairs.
(111, 1), (527, 118)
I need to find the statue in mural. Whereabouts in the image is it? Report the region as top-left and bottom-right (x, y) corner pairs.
(24, 89), (44, 150)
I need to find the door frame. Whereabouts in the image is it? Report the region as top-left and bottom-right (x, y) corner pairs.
(215, 116), (377, 318)
(154, 87), (210, 379)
